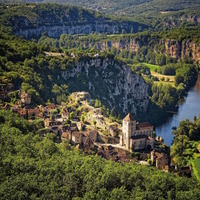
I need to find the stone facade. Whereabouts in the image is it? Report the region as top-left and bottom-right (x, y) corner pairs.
(71, 92), (91, 103)
(21, 92), (31, 105)
(151, 150), (169, 170)
(120, 113), (155, 151)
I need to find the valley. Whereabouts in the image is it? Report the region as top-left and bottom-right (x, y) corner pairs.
(0, 2), (200, 199)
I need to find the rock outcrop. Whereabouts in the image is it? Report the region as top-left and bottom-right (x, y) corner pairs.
(84, 37), (200, 64)
(9, 5), (147, 39)
(15, 22), (141, 39)
(164, 15), (200, 28)
(164, 39), (200, 64)
(61, 56), (149, 116)
(83, 38), (140, 52)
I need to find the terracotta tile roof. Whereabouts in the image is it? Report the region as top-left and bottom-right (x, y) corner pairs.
(147, 136), (155, 141)
(123, 113), (135, 121)
(72, 131), (82, 137)
(155, 152), (168, 160)
(136, 122), (153, 130)
(62, 131), (69, 138)
(46, 103), (56, 110)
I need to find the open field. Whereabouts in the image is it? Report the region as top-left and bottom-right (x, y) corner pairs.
(192, 158), (200, 181)
(141, 63), (160, 72)
(154, 81), (175, 86)
(151, 71), (175, 82)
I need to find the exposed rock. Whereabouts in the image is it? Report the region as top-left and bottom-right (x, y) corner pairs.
(15, 22), (143, 39)
(6, 4), (148, 39)
(163, 39), (200, 64)
(62, 57), (149, 116)
(83, 38), (140, 52)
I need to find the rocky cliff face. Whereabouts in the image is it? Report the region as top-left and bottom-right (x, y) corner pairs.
(83, 38), (140, 52)
(61, 57), (149, 116)
(2, 4), (148, 39)
(12, 9), (147, 39)
(82, 37), (200, 64)
(90, 37), (200, 64)
(162, 13), (200, 28)
(15, 22), (138, 39)
(164, 39), (200, 64)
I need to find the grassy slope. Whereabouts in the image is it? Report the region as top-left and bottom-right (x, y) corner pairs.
(192, 158), (200, 181)
(141, 63), (160, 71)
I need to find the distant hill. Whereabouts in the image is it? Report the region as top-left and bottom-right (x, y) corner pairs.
(1, 0), (200, 17)
(0, 4), (149, 38)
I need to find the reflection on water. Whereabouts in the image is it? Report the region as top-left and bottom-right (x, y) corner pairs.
(155, 74), (200, 146)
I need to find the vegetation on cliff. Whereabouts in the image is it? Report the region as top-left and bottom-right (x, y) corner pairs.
(0, 4), (199, 124)
(0, 3), (149, 38)
(2, 0), (200, 18)
(0, 31), (150, 118)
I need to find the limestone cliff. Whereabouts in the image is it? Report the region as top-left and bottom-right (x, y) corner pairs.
(86, 37), (200, 64)
(83, 37), (200, 64)
(164, 39), (200, 64)
(8, 5), (147, 39)
(61, 56), (149, 116)
(15, 22), (141, 39)
(83, 38), (140, 52)
(163, 14), (200, 28)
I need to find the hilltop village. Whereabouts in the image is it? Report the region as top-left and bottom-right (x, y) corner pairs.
(0, 91), (192, 175)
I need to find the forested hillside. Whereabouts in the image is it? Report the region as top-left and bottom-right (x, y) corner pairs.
(0, 109), (200, 199)
(0, 4), (149, 39)
(2, 0), (200, 16)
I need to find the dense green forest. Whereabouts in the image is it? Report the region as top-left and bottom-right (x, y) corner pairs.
(0, 3), (149, 38)
(2, 0), (200, 18)
(1, 1), (200, 33)
(171, 114), (200, 164)
(170, 114), (200, 181)
(0, 109), (200, 199)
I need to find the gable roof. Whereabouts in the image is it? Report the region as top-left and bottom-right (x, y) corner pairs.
(72, 131), (82, 137)
(136, 122), (153, 130)
(123, 113), (135, 121)
(62, 131), (70, 139)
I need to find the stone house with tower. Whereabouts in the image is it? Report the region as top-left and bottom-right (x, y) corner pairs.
(120, 113), (155, 151)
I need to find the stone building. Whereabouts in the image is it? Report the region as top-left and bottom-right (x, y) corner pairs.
(120, 113), (155, 151)
(61, 107), (69, 120)
(71, 92), (91, 103)
(21, 92), (31, 105)
(151, 150), (169, 170)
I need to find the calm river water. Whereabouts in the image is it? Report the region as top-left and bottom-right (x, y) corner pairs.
(155, 74), (200, 146)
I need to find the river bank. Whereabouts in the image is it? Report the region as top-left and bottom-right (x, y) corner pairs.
(156, 74), (200, 146)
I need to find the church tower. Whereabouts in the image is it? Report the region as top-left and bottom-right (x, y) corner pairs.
(122, 113), (136, 150)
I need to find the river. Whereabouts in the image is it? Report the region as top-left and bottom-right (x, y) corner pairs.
(155, 74), (200, 146)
